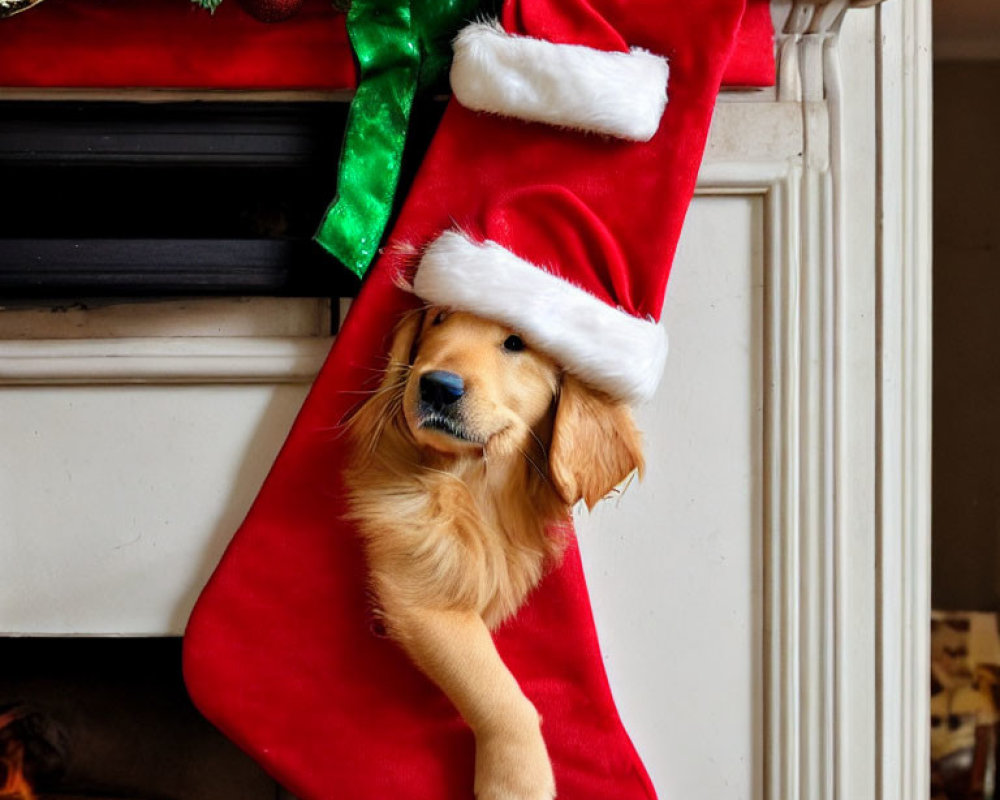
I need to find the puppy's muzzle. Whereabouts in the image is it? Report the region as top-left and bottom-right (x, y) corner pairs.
(420, 370), (465, 413)
(416, 370), (479, 443)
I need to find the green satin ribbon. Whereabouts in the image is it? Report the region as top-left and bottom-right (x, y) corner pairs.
(314, 0), (478, 279)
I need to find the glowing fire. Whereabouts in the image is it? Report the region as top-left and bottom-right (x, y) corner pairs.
(0, 709), (36, 800)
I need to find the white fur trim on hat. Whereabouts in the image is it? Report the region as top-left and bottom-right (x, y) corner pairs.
(412, 231), (667, 405)
(450, 21), (669, 142)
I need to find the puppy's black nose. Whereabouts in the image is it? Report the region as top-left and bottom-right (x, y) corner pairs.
(420, 370), (465, 410)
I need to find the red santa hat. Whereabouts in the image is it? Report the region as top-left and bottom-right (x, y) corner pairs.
(412, 186), (668, 404)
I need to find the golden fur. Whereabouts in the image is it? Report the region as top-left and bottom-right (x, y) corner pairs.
(346, 308), (643, 800)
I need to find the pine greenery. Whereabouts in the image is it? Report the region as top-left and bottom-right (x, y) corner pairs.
(189, 0), (349, 12)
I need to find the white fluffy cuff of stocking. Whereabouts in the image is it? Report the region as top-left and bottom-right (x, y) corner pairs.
(450, 21), (669, 142)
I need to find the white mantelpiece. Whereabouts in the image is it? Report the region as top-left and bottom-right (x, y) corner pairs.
(0, 3), (931, 799)
(0, 298), (333, 635)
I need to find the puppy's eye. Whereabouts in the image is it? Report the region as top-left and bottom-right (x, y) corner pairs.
(431, 310), (448, 326)
(503, 334), (526, 352)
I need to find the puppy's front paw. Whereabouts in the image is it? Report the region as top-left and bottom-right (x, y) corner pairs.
(474, 717), (555, 800)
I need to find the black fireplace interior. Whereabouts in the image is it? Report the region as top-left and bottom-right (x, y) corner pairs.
(0, 99), (446, 299)
(0, 638), (296, 800)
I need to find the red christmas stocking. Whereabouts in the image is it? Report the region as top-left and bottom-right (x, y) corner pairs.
(183, 2), (748, 798)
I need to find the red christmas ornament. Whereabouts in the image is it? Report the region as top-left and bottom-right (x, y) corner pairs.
(237, 0), (303, 23)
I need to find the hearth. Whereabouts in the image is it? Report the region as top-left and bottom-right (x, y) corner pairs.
(0, 639), (295, 800)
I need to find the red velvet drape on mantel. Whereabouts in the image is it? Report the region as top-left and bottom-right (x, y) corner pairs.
(0, 0), (774, 90)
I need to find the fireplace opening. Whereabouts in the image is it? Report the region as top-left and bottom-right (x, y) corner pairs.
(1, 703), (68, 799)
(0, 639), (295, 800)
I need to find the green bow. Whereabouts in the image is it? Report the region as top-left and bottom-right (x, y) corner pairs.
(314, 0), (480, 279)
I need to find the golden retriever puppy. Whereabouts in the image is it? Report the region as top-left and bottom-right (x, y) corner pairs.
(346, 307), (643, 800)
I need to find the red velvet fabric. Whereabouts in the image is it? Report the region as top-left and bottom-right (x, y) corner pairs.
(476, 186), (645, 315)
(0, 0), (773, 90)
(726, 0), (775, 87)
(182, 2), (747, 798)
(0, 0), (355, 90)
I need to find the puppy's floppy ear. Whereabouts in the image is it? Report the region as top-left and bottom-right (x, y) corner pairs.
(549, 374), (645, 510)
(381, 308), (424, 383)
(347, 309), (424, 449)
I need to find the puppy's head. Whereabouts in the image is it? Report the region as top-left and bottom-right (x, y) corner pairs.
(404, 308), (559, 459)
(351, 307), (643, 507)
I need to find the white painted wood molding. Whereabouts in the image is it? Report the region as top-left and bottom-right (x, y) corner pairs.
(0, 337), (333, 385)
(875, 3), (933, 800)
(694, 3), (931, 800)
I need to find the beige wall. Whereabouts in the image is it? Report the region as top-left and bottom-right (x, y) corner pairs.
(933, 62), (1000, 609)
(935, 0), (1000, 59)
